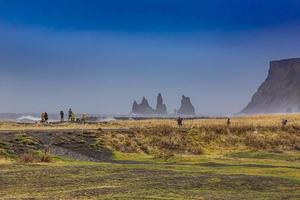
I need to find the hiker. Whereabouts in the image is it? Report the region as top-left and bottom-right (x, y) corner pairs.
(60, 111), (64, 122)
(40, 112), (45, 123)
(177, 117), (183, 127)
(81, 114), (87, 123)
(71, 112), (76, 122)
(68, 108), (73, 121)
(44, 112), (49, 122)
(281, 119), (288, 127)
(226, 118), (231, 126)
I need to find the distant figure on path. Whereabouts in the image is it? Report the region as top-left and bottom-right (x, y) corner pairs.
(60, 111), (64, 122)
(70, 112), (76, 122)
(68, 109), (73, 121)
(44, 112), (49, 122)
(40, 112), (45, 123)
(81, 114), (87, 123)
(227, 118), (231, 126)
(177, 117), (183, 127)
(281, 119), (288, 127)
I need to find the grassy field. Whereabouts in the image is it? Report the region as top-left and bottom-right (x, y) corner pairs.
(2, 113), (300, 131)
(0, 114), (300, 199)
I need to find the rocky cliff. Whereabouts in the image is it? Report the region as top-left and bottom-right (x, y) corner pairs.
(131, 94), (168, 115)
(155, 93), (167, 115)
(131, 97), (155, 115)
(241, 58), (300, 114)
(177, 95), (195, 115)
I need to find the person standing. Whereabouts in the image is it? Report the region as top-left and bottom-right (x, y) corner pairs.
(226, 118), (231, 126)
(81, 114), (87, 123)
(60, 111), (64, 122)
(44, 112), (49, 123)
(177, 117), (183, 127)
(68, 108), (73, 121)
(40, 112), (45, 123)
(71, 112), (76, 122)
(281, 119), (288, 127)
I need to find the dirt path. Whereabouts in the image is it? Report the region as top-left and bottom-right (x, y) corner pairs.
(31, 132), (114, 162)
(49, 145), (100, 162)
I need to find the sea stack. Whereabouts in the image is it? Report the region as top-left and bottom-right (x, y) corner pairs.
(242, 58), (300, 114)
(155, 93), (167, 115)
(177, 95), (195, 115)
(131, 97), (155, 115)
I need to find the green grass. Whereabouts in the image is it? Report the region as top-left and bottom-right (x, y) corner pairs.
(14, 134), (37, 145)
(226, 151), (300, 161)
(1, 151), (299, 199)
(1, 118), (300, 199)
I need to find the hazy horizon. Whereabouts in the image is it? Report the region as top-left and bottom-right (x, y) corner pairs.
(1, 0), (300, 115)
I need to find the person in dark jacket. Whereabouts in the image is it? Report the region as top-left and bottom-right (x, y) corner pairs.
(226, 118), (231, 126)
(281, 119), (288, 127)
(177, 117), (183, 127)
(44, 112), (49, 122)
(60, 111), (64, 122)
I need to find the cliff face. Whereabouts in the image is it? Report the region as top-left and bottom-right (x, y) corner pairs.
(155, 93), (167, 115)
(242, 58), (300, 114)
(177, 95), (195, 115)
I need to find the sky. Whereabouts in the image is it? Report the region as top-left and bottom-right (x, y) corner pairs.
(1, 0), (300, 115)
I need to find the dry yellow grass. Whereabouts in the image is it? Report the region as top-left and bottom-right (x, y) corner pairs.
(1, 113), (300, 157)
(1, 113), (300, 131)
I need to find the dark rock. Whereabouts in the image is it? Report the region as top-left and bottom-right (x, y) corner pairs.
(242, 58), (300, 114)
(155, 93), (167, 115)
(132, 101), (138, 113)
(177, 95), (195, 115)
(131, 97), (155, 115)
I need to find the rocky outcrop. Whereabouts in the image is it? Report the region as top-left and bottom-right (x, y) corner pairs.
(241, 58), (300, 114)
(131, 94), (196, 115)
(131, 94), (168, 115)
(155, 93), (167, 115)
(131, 97), (155, 115)
(177, 95), (195, 115)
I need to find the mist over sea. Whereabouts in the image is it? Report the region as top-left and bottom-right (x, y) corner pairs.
(0, 113), (221, 123)
(0, 113), (117, 123)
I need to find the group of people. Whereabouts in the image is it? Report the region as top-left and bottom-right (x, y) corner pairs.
(60, 109), (77, 122)
(40, 108), (88, 123)
(41, 112), (289, 127)
(41, 109), (76, 123)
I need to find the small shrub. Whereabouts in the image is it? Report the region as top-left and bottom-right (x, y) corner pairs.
(153, 149), (174, 161)
(0, 140), (8, 149)
(40, 154), (52, 162)
(19, 150), (52, 163)
(20, 152), (35, 163)
(14, 134), (37, 145)
(188, 146), (204, 155)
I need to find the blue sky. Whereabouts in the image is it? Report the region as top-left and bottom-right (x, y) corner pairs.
(1, 0), (300, 115)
